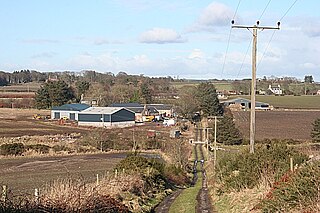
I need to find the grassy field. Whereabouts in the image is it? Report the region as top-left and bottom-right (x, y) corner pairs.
(171, 81), (233, 91)
(238, 95), (320, 109)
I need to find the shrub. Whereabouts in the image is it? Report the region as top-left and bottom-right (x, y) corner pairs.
(0, 143), (25, 156)
(164, 165), (191, 186)
(259, 161), (320, 212)
(216, 142), (308, 194)
(26, 144), (51, 154)
(115, 153), (166, 194)
(311, 118), (320, 143)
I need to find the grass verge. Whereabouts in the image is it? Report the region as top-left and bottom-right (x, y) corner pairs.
(169, 171), (203, 213)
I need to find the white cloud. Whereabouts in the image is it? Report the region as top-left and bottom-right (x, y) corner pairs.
(189, 2), (236, 32)
(21, 39), (59, 44)
(140, 28), (187, 44)
(300, 62), (318, 69)
(31, 52), (57, 59)
(94, 38), (109, 45)
(188, 49), (205, 59)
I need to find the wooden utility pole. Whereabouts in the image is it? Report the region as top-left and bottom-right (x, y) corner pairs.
(232, 21), (280, 153)
(213, 116), (217, 169)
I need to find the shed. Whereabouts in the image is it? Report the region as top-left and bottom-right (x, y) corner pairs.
(78, 107), (135, 128)
(222, 98), (270, 110)
(109, 103), (159, 122)
(51, 103), (90, 120)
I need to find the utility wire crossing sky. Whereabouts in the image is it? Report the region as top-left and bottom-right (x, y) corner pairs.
(0, 0), (319, 80)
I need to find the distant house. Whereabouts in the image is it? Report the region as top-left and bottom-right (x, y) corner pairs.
(78, 107), (135, 128)
(268, 85), (282, 95)
(222, 98), (271, 110)
(51, 103), (90, 120)
(148, 104), (174, 117)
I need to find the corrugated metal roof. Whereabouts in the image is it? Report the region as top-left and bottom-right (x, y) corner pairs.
(222, 98), (269, 105)
(80, 107), (132, 114)
(51, 103), (90, 111)
(109, 103), (142, 107)
(148, 104), (173, 110)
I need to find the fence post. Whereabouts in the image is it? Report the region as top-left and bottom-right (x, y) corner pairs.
(2, 185), (7, 204)
(290, 157), (294, 172)
(34, 188), (39, 204)
(96, 174), (99, 186)
(115, 169), (118, 178)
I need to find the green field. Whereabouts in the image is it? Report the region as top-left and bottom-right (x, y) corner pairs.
(237, 95), (320, 109)
(171, 81), (232, 91)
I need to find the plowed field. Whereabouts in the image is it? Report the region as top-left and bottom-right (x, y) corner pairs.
(233, 110), (320, 141)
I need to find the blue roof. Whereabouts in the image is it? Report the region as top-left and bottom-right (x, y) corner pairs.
(51, 103), (90, 111)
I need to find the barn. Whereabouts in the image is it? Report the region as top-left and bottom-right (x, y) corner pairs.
(51, 103), (90, 120)
(78, 107), (135, 128)
(222, 98), (271, 110)
(109, 103), (159, 122)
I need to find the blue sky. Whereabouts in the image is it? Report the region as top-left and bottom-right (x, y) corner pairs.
(0, 0), (319, 80)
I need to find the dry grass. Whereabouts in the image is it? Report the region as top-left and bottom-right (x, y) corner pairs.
(214, 183), (270, 213)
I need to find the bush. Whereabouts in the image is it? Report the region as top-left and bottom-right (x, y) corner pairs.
(0, 143), (25, 156)
(26, 144), (51, 154)
(311, 118), (320, 143)
(216, 142), (308, 194)
(164, 165), (191, 186)
(115, 153), (166, 194)
(259, 161), (320, 212)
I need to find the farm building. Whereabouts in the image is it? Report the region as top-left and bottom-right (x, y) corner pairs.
(78, 107), (135, 128)
(109, 103), (159, 122)
(222, 98), (271, 110)
(51, 103), (90, 120)
(148, 104), (174, 117)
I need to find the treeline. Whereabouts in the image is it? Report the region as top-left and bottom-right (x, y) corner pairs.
(31, 70), (177, 108)
(0, 70), (47, 85)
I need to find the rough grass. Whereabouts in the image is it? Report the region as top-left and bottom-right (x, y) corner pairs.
(169, 171), (203, 213)
(214, 183), (270, 213)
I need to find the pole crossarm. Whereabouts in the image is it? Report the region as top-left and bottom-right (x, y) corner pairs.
(232, 25), (280, 30)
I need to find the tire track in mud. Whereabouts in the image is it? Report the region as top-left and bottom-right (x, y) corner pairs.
(196, 145), (215, 213)
(154, 145), (200, 213)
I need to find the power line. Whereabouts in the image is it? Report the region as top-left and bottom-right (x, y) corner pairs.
(257, 0), (298, 70)
(279, 0), (299, 21)
(233, 0), (242, 19)
(220, 27), (232, 78)
(237, 39), (252, 78)
(220, 0), (242, 78)
(259, 0), (272, 20)
(257, 30), (277, 70)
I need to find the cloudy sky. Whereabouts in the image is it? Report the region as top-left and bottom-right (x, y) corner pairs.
(0, 0), (319, 80)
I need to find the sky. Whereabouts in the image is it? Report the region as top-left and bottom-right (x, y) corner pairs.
(0, 0), (319, 80)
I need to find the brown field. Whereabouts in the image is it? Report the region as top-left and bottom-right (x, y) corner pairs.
(0, 92), (35, 98)
(0, 153), (128, 194)
(0, 108), (88, 137)
(0, 83), (42, 92)
(233, 110), (320, 141)
(0, 108), (172, 195)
